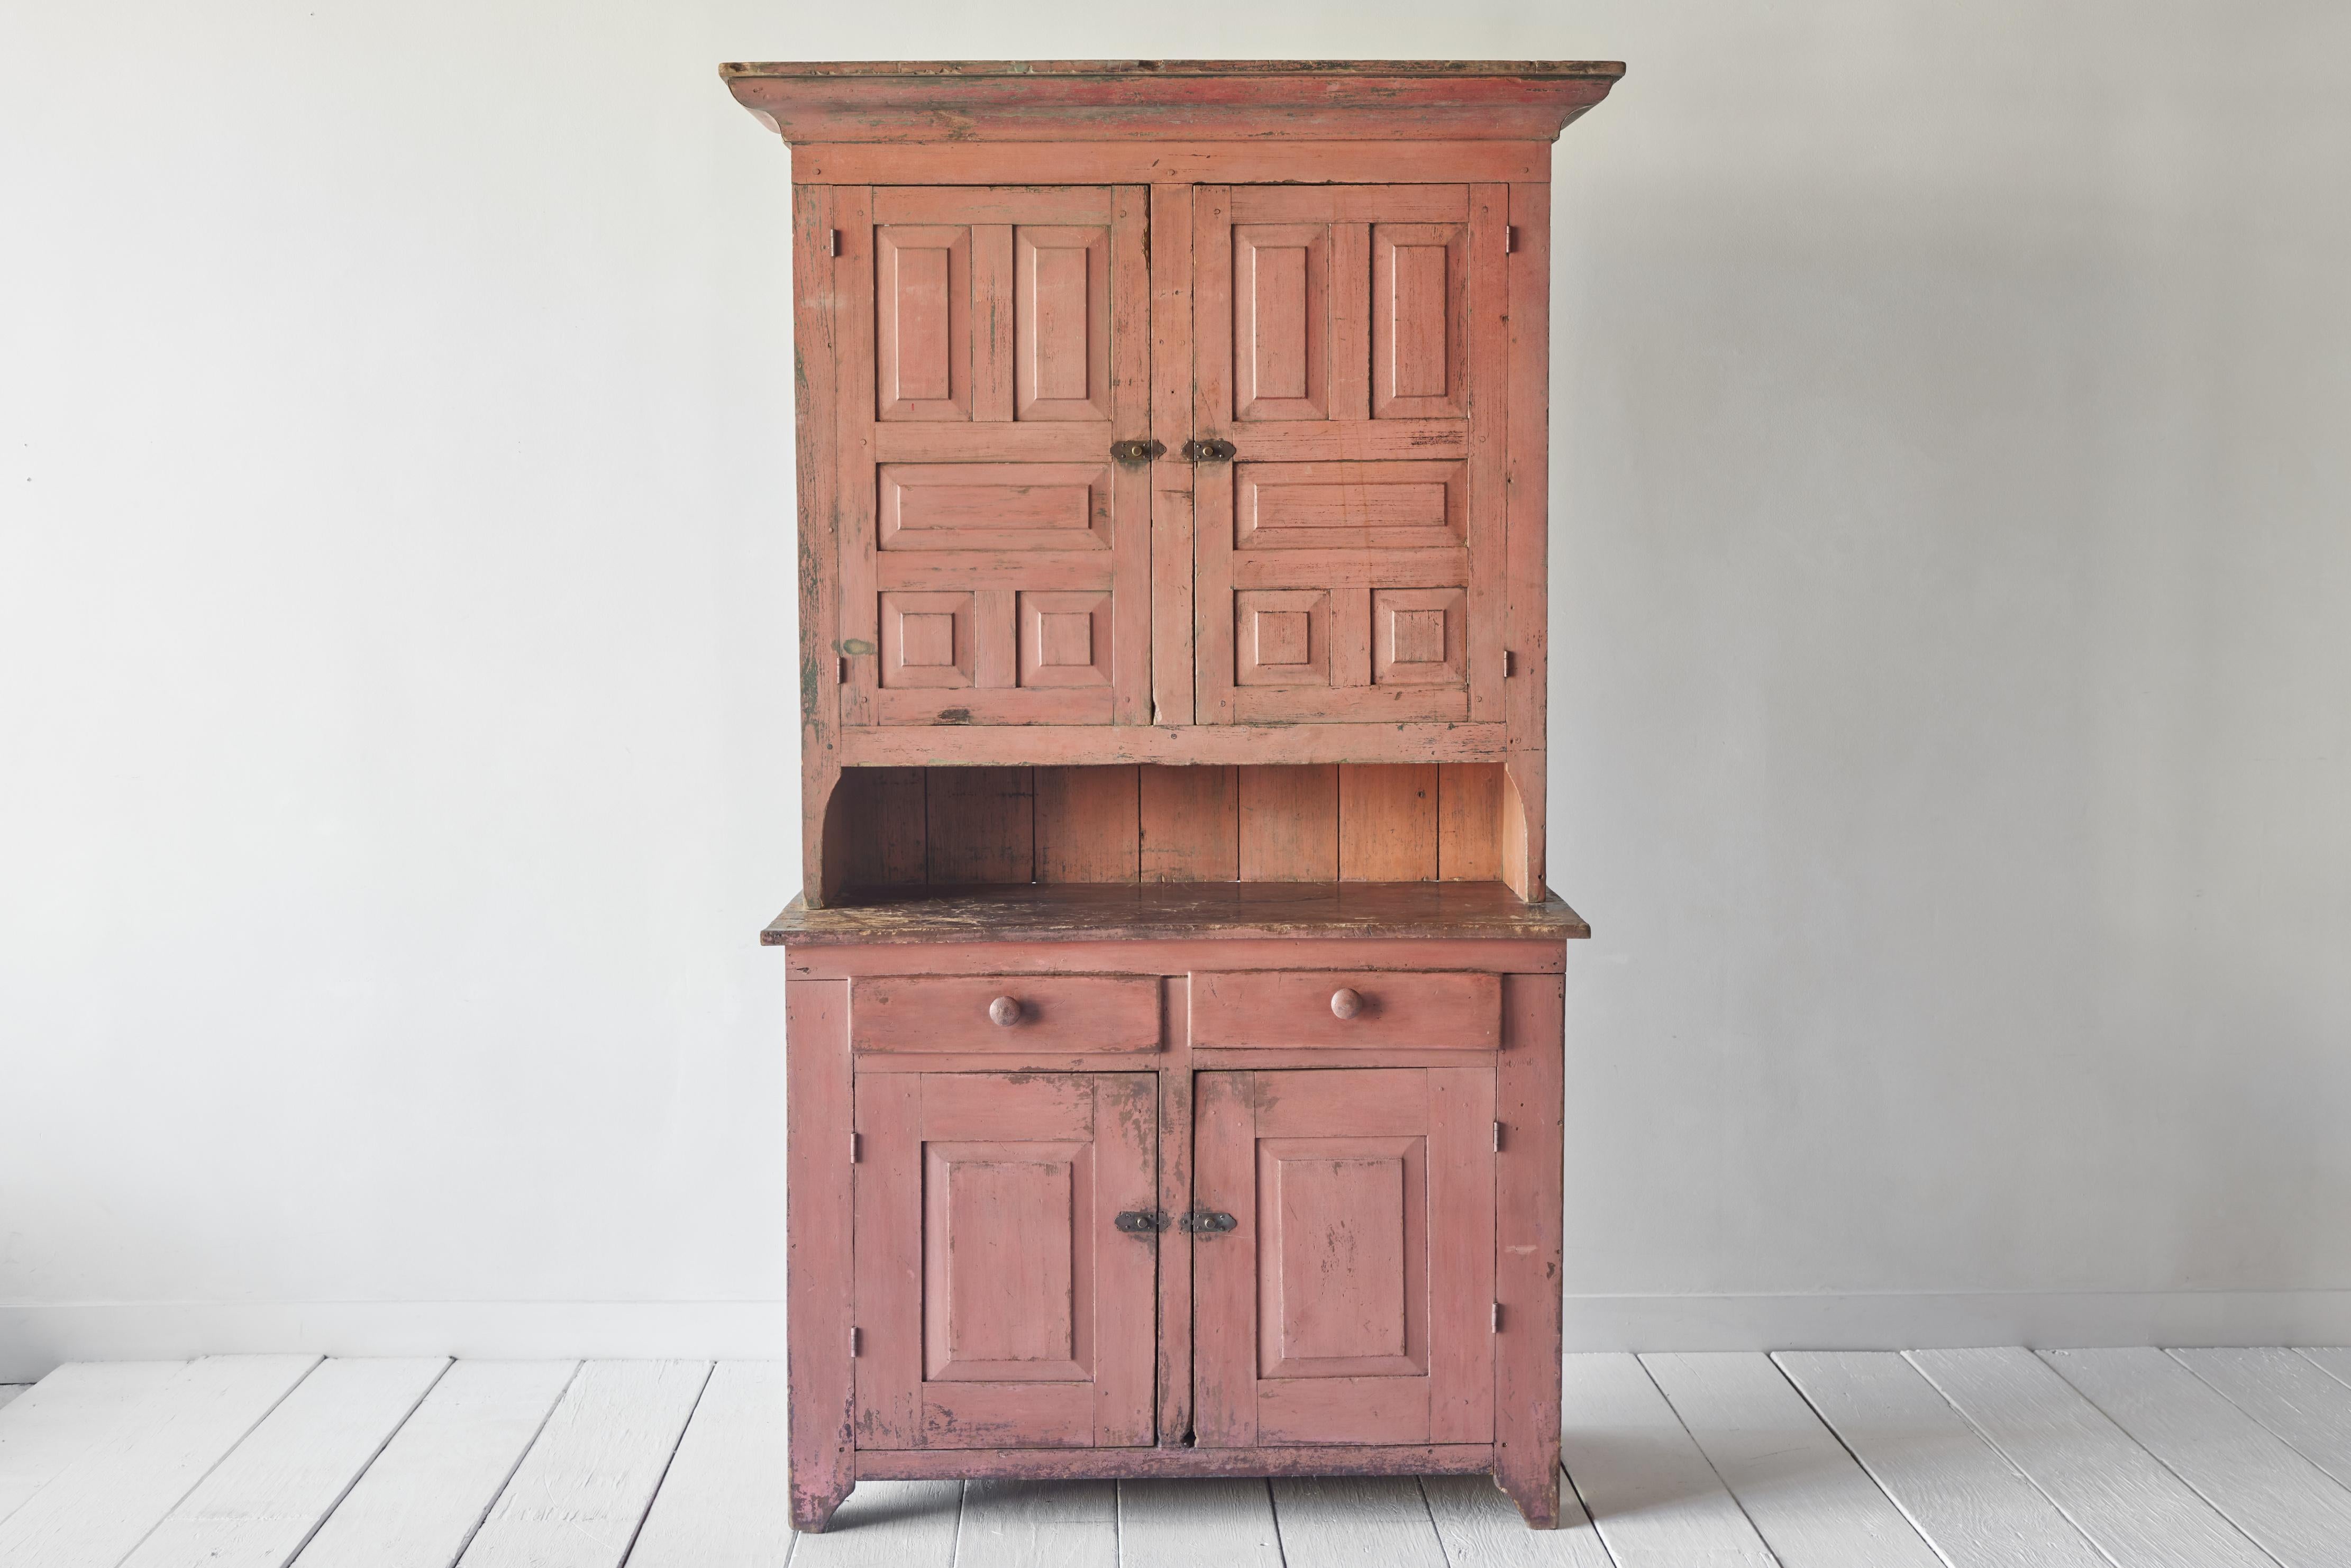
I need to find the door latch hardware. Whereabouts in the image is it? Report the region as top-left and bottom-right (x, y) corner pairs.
(1178, 1210), (1238, 1234)
(1110, 437), (1166, 464)
(1115, 1209), (1169, 1234)
(1181, 438), (1236, 463)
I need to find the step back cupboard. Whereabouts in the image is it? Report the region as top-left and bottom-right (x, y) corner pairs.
(723, 58), (1618, 1532)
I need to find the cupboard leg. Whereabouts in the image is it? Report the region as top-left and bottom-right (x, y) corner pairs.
(1493, 1455), (1561, 1529)
(787, 979), (856, 1536)
(791, 1471), (854, 1534)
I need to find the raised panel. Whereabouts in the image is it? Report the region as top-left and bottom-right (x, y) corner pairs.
(1233, 224), (1329, 421)
(879, 590), (974, 688)
(1373, 587), (1467, 688)
(1234, 589), (1329, 688)
(1261, 1137), (1426, 1378)
(1235, 461), (1466, 552)
(1372, 224), (1468, 419)
(1019, 591), (1113, 688)
(878, 463), (1111, 552)
(925, 1139), (1091, 1381)
(876, 225), (971, 421)
(1016, 226), (1112, 421)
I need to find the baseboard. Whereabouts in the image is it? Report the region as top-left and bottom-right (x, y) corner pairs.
(1561, 1290), (2351, 1352)
(5, 1291), (2345, 1382)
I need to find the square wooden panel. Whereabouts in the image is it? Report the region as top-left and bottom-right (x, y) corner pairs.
(1019, 591), (1113, 688)
(1015, 226), (1112, 422)
(1257, 1135), (1427, 1379)
(876, 225), (971, 421)
(1373, 588), (1466, 688)
(878, 463), (1112, 552)
(924, 1138), (1095, 1381)
(1232, 223), (1329, 421)
(1233, 461), (1467, 552)
(879, 591), (974, 688)
(1234, 589), (1329, 687)
(1371, 223), (1468, 420)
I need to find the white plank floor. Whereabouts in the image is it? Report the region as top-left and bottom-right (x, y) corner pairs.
(2, 1349), (2348, 1565)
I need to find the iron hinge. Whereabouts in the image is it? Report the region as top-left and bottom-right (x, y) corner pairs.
(1492, 1302), (1503, 1332)
(828, 229), (842, 257)
(1493, 1120), (1504, 1152)
(850, 1325), (861, 1356)
(850, 1131), (861, 1163)
(1501, 650), (1515, 680)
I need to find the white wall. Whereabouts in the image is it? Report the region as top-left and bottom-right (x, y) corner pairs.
(4, 1), (2348, 1378)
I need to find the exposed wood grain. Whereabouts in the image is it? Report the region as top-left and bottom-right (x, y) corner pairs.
(954, 1476), (1117, 1568)
(1437, 764), (1503, 881)
(790, 1478), (960, 1567)
(855, 1444), (1493, 1480)
(2042, 1345), (2351, 1568)
(1556, 1353), (1775, 1567)
(0, 1355), (320, 1568)
(1034, 766), (1141, 881)
(457, 1360), (709, 1568)
(1268, 1475), (1447, 1568)
(121, 1357), (447, 1568)
(1339, 764), (1438, 880)
(1420, 1473), (1614, 1567)
(292, 1361), (577, 1568)
(1117, 1478), (1281, 1568)
(925, 767), (1035, 883)
(769, 880), (1587, 945)
(1907, 1347), (2272, 1568)
(2179, 1347), (2351, 1487)
(623, 1362), (793, 1568)
(1490, 975), (1564, 1529)
(1642, 1351), (1943, 1567)
(1774, 1351), (2109, 1568)
(1139, 765), (1237, 880)
(786, 979), (856, 1530)
(0, 1361), (182, 1526)
(1237, 764), (1338, 881)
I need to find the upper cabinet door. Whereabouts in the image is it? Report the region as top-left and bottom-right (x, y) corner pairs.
(1193, 185), (1509, 726)
(837, 187), (1151, 728)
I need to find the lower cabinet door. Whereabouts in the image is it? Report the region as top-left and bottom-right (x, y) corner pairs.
(1193, 1067), (1496, 1446)
(854, 1071), (1159, 1448)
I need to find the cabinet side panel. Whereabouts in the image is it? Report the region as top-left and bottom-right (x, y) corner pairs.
(787, 979), (858, 1524)
(1501, 180), (1551, 900)
(793, 184), (846, 906)
(1492, 970), (1564, 1526)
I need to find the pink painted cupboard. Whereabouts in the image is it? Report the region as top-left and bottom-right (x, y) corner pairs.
(722, 58), (1619, 1531)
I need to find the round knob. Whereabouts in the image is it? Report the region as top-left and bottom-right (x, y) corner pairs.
(988, 996), (1022, 1027)
(1330, 987), (1364, 1020)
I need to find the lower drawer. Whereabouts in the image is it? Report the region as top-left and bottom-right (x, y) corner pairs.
(850, 973), (1161, 1053)
(1188, 970), (1500, 1049)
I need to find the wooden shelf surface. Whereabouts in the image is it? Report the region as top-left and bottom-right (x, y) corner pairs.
(762, 880), (1589, 946)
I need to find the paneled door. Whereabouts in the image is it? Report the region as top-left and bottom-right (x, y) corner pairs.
(854, 1072), (1159, 1448)
(835, 187), (1151, 727)
(1192, 1068), (1496, 1446)
(1193, 185), (1510, 725)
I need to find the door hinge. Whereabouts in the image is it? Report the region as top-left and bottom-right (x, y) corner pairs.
(1492, 1302), (1503, 1332)
(828, 229), (842, 257)
(1493, 1119), (1504, 1152)
(837, 655), (850, 684)
(850, 1325), (861, 1356)
(1501, 650), (1515, 680)
(850, 1131), (861, 1163)
(1506, 225), (1518, 253)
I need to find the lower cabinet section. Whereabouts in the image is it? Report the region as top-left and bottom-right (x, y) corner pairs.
(1194, 1067), (1496, 1447)
(853, 1072), (1160, 1448)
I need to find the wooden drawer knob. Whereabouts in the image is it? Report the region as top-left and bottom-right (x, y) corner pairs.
(1329, 987), (1364, 1020)
(987, 996), (1022, 1027)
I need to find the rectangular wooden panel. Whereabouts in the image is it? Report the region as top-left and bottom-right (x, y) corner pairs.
(1235, 461), (1466, 551)
(1190, 970), (1499, 1049)
(786, 981), (856, 1527)
(1232, 224), (1328, 421)
(1193, 1067), (1496, 1448)
(876, 224), (971, 421)
(1340, 762), (1440, 879)
(1372, 589), (1467, 689)
(1150, 183), (1196, 726)
(878, 463), (1111, 552)
(856, 1073), (1159, 1450)
(1015, 226), (1111, 421)
(1371, 223), (1467, 419)
(1233, 589), (1329, 688)
(850, 973), (1161, 1052)
(1236, 763), (1339, 881)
